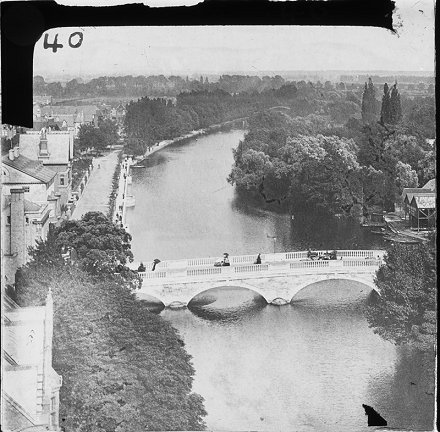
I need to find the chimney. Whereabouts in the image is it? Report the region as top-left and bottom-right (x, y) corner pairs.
(10, 188), (26, 267)
(13, 146), (19, 158)
(8, 149), (14, 161)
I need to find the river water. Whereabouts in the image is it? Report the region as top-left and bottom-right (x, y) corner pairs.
(126, 130), (435, 431)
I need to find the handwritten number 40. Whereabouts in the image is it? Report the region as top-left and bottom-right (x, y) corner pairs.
(44, 32), (83, 53)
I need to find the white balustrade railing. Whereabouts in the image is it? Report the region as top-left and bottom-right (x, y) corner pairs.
(231, 254), (267, 264)
(138, 271), (167, 279)
(137, 250), (384, 282)
(187, 257), (217, 267)
(290, 260), (329, 269)
(234, 264), (269, 273)
(284, 251), (308, 260)
(187, 267), (222, 277)
(343, 259), (379, 267)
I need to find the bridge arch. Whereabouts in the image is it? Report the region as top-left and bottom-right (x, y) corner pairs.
(187, 281), (271, 305)
(290, 275), (379, 302)
(136, 292), (166, 308)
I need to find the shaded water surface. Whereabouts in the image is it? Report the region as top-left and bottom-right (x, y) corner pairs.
(128, 130), (434, 431)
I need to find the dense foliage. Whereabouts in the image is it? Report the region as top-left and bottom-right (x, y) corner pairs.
(15, 212), (207, 431)
(28, 212), (135, 279)
(366, 238), (437, 352)
(71, 157), (93, 190)
(123, 89), (277, 155)
(228, 77), (435, 216)
(77, 119), (119, 152)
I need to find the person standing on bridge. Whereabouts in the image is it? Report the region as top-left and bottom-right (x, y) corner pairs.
(255, 253), (262, 264)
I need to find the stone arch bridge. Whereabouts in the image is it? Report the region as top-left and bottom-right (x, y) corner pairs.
(137, 250), (384, 308)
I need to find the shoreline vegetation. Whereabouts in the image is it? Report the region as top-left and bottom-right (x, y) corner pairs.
(13, 212), (207, 431)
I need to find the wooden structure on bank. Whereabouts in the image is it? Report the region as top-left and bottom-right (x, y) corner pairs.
(408, 193), (436, 231)
(401, 179), (436, 223)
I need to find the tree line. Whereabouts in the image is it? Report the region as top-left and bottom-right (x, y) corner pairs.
(33, 74), (288, 99)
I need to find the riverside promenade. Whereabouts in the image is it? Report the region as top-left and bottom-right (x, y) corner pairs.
(72, 150), (120, 219)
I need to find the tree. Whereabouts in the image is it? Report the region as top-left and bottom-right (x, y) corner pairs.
(394, 161), (418, 196)
(29, 212), (135, 278)
(78, 124), (104, 151)
(418, 144), (436, 185)
(361, 78), (377, 123)
(366, 241), (437, 352)
(389, 83), (402, 124)
(282, 134), (362, 216)
(380, 83), (392, 124)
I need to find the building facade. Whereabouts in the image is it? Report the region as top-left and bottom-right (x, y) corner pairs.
(2, 148), (58, 282)
(2, 290), (62, 431)
(18, 129), (74, 210)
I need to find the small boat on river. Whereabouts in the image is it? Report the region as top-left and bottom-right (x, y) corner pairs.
(125, 195), (136, 207)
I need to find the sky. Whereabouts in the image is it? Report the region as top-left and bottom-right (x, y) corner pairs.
(33, 0), (435, 80)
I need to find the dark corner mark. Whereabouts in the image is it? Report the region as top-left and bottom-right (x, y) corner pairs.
(1, 0), (395, 127)
(362, 404), (388, 427)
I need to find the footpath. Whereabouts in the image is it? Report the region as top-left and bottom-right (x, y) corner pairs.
(72, 150), (120, 219)
(135, 116), (248, 162)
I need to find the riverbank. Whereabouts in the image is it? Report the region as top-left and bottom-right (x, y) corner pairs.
(134, 116), (248, 163)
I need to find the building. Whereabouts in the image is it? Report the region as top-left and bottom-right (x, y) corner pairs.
(2, 290), (62, 431)
(401, 179), (436, 220)
(39, 105), (101, 137)
(2, 148), (58, 282)
(18, 129), (74, 210)
(409, 193), (436, 230)
(2, 188), (51, 283)
(2, 147), (58, 212)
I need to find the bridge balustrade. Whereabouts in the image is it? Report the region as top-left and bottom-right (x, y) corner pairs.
(290, 260), (329, 269)
(187, 267), (222, 277)
(231, 254), (267, 264)
(138, 250), (385, 281)
(343, 259), (379, 267)
(187, 257), (217, 267)
(138, 271), (167, 279)
(234, 264), (269, 273)
(285, 251), (308, 260)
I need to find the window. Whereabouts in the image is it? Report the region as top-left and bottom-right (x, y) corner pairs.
(39, 139), (48, 155)
(25, 217), (29, 224)
(60, 176), (65, 186)
(7, 216), (11, 225)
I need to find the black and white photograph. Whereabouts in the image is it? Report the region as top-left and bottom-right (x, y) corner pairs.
(1, 1), (436, 431)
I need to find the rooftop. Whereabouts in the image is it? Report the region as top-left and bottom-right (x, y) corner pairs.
(412, 194), (436, 209)
(2, 154), (56, 183)
(422, 178), (436, 191)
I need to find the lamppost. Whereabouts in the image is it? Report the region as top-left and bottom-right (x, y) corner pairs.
(267, 234), (277, 253)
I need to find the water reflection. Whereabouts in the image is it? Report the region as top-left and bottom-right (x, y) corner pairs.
(161, 282), (398, 431)
(367, 347), (435, 430)
(188, 287), (267, 324)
